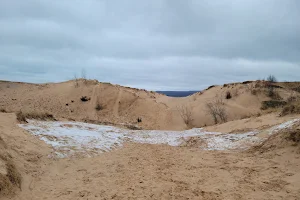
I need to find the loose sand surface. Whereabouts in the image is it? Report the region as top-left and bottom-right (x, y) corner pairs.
(1, 80), (300, 199)
(1, 113), (300, 200)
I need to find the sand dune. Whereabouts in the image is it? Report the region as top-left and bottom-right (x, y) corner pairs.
(1, 79), (297, 130)
(1, 80), (300, 199)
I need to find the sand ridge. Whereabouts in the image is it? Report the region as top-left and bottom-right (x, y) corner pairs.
(1, 80), (300, 199)
(1, 80), (288, 130)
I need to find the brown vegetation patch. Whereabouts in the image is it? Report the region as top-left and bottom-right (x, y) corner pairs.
(251, 123), (300, 153)
(0, 137), (22, 196)
(16, 111), (55, 123)
(225, 91), (232, 99)
(6, 160), (22, 190)
(206, 85), (216, 90)
(0, 108), (7, 113)
(242, 81), (254, 84)
(280, 104), (300, 116)
(80, 96), (90, 102)
(261, 100), (287, 110)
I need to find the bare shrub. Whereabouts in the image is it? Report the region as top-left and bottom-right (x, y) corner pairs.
(81, 69), (87, 85)
(267, 74), (277, 83)
(0, 108), (7, 113)
(16, 111), (55, 123)
(205, 99), (228, 124)
(177, 105), (193, 126)
(74, 74), (79, 88)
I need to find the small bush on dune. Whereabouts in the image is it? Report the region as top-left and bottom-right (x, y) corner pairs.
(80, 96), (90, 102)
(225, 91), (232, 99)
(206, 99), (228, 124)
(177, 105), (193, 126)
(16, 111), (55, 123)
(16, 111), (26, 122)
(0, 108), (7, 113)
(95, 103), (104, 111)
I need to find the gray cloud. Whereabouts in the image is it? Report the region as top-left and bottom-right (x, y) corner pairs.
(0, 0), (299, 90)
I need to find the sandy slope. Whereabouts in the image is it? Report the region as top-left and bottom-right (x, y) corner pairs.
(1, 113), (300, 199)
(1, 80), (300, 199)
(1, 80), (289, 130)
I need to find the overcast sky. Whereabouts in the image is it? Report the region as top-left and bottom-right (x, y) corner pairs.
(0, 0), (299, 90)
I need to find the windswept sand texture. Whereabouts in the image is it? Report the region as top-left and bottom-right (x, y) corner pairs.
(1, 80), (300, 199)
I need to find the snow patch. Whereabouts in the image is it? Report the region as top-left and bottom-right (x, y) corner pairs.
(18, 119), (300, 158)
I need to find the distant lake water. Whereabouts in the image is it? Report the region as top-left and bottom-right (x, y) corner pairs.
(156, 91), (199, 97)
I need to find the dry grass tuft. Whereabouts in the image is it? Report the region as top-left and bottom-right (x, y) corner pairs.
(261, 100), (287, 110)
(286, 129), (300, 143)
(0, 136), (22, 196)
(0, 174), (13, 196)
(6, 160), (22, 189)
(16, 111), (55, 123)
(0, 161), (22, 196)
(280, 104), (300, 116)
(0, 108), (7, 113)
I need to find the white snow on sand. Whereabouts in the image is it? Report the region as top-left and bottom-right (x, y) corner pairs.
(18, 119), (300, 158)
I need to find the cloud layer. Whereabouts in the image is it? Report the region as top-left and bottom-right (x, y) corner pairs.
(0, 0), (299, 90)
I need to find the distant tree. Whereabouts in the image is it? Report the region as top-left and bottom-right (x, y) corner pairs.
(267, 75), (277, 83)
